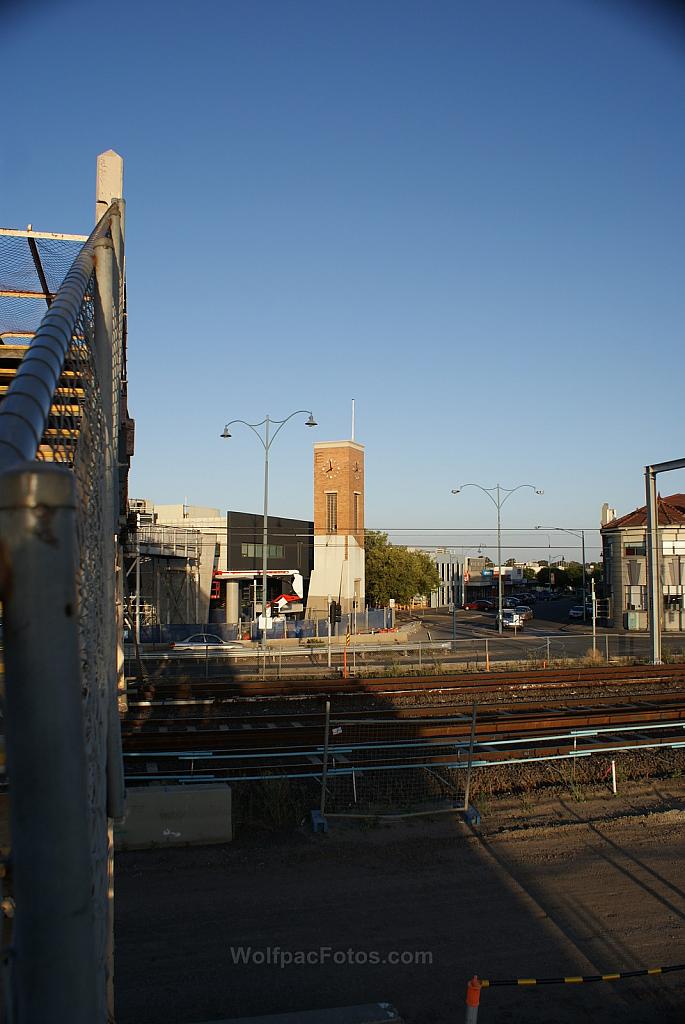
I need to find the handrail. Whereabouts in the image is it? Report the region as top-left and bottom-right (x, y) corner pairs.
(0, 201), (121, 472)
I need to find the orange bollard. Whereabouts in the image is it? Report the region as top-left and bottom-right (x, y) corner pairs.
(465, 975), (481, 1023)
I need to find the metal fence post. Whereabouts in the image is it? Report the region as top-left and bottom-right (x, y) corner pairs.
(546, 635), (551, 665)
(0, 463), (98, 1022)
(605, 633), (610, 662)
(94, 232), (125, 825)
(320, 700), (331, 815)
(463, 704), (478, 811)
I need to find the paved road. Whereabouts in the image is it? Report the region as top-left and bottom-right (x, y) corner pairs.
(403, 598), (610, 640)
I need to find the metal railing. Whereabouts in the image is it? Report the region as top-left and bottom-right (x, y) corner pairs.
(123, 632), (685, 686)
(132, 525), (203, 558)
(0, 199), (126, 1022)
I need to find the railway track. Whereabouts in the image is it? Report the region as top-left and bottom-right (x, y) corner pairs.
(122, 665), (685, 783)
(122, 693), (685, 756)
(125, 662), (685, 705)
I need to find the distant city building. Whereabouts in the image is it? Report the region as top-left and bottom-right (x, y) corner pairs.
(151, 503), (313, 624)
(426, 551), (526, 608)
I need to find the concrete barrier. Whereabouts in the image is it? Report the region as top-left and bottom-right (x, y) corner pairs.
(115, 784), (232, 850)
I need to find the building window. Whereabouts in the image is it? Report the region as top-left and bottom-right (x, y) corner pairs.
(624, 584), (647, 611)
(624, 543), (646, 556)
(241, 543), (284, 559)
(354, 492), (360, 532)
(326, 492), (338, 533)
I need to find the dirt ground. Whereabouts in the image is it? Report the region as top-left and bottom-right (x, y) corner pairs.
(115, 780), (685, 1024)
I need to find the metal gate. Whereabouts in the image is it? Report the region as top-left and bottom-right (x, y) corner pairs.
(320, 703), (477, 819)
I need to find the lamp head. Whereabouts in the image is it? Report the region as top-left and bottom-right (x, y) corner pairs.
(535, 489), (544, 495)
(220, 426), (231, 439)
(305, 413), (317, 428)
(451, 489), (460, 495)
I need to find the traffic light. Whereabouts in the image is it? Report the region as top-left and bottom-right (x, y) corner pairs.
(329, 601), (342, 624)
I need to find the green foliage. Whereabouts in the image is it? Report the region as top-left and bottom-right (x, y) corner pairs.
(365, 531), (440, 606)
(563, 561), (584, 586)
(538, 565), (571, 588)
(523, 567), (537, 581)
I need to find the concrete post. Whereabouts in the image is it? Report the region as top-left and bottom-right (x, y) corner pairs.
(0, 464), (99, 1023)
(95, 149), (124, 225)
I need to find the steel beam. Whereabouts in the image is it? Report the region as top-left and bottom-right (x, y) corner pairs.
(645, 457), (685, 664)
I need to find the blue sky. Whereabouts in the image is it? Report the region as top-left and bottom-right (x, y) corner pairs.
(2, 0), (684, 561)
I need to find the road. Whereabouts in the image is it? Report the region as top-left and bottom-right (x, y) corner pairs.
(124, 600), (685, 685)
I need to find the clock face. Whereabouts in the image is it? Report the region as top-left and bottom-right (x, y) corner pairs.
(320, 457), (341, 477)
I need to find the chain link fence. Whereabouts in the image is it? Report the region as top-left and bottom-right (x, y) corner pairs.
(0, 200), (126, 1022)
(320, 703), (477, 819)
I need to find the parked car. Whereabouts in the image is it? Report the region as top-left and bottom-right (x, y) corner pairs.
(169, 634), (246, 651)
(568, 605), (585, 620)
(515, 605), (533, 620)
(464, 600), (495, 612)
(497, 609), (524, 629)
(503, 597), (520, 609)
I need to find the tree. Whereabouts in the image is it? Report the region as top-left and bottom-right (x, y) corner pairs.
(365, 531), (440, 606)
(523, 567), (537, 582)
(538, 565), (570, 588)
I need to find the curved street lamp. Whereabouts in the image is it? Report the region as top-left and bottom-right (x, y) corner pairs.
(221, 410), (317, 646)
(535, 525), (587, 619)
(451, 483), (543, 633)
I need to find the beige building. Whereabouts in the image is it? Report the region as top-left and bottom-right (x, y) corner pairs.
(306, 440), (365, 617)
(601, 494), (685, 632)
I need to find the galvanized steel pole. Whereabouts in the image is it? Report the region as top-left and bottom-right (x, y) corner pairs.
(644, 457), (685, 664)
(262, 415), (270, 650)
(645, 466), (661, 664)
(320, 700), (331, 815)
(497, 485), (503, 634)
(0, 465), (99, 1023)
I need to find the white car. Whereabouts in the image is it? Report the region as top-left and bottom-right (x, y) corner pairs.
(568, 606), (585, 620)
(497, 609), (524, 630)
(169, 633), (246, 652)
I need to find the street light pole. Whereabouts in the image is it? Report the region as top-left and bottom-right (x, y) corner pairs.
(221, 410), (317, 649)
(452, 483), (543, 634)
(535, 526), (588, 619)
(261, 416), (270, 651)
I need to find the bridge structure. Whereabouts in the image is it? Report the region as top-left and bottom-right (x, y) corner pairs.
(0, 151), (130, 1022)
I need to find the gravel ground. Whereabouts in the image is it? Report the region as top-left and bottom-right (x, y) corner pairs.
(115, 779), (685, 1024)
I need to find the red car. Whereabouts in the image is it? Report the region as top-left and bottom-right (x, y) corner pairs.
(464, 600), (495, 612)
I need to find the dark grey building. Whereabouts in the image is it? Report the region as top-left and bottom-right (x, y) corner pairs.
(211, 511), (314, 622)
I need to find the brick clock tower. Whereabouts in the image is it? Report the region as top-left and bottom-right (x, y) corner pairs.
(305, 440), (365, 618)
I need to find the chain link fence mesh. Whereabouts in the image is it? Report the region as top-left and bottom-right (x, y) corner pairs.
(323, 709), (475, 817)
(0, 221), (121, 1019)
